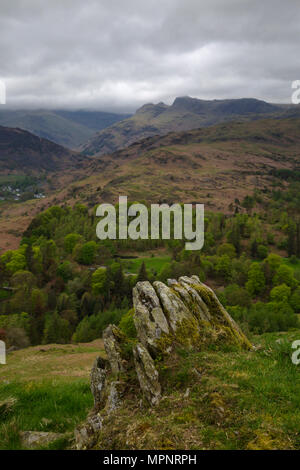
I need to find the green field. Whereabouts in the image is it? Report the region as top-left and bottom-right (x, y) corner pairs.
(120, 255), (171, 275)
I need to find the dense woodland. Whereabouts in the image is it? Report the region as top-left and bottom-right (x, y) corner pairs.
(0, 179), (300, 348)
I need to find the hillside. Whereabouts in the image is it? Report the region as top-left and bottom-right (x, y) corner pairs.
(0, 116), (300, 252)
(79, 117), (300, 212)
(1, 313), (300, 449)
(0, 126), (84, 172)
(0, 109), (129, 149)
(80, 96), (294, 156)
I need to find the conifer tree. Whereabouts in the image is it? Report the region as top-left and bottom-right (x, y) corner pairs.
(137, 261), (148, 282)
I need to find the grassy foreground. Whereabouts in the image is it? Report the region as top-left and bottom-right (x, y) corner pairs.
(0, 340), (104, 450)
(1, 332), (300, 450)
(95, 330), (300, 450)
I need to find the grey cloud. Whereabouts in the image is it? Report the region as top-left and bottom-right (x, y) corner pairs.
(0, 0), (299, 111)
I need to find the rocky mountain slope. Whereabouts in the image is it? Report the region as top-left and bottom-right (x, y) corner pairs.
(80, 96), (295, 156)
(0, 109), (129, 149)
(76, 276), (251, 449)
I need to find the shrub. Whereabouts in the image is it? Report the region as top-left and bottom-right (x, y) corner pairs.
(76, 241), (97, 265)
(91, 268), (107, 295)
(57, 261), (73, 282)
(257, 245), (268, 260)
(73, 308), (126, 343)
(64, 233), (83, 254)
(273, 265), (298, 288)
(233, 301), (298, 334)
(270, 284), (291, 303)
(43, 312), (72, 344)
(246, 263), (266, 296)
(290, 287), (300, 312)
(119, 309), (137, 338)
(223, 284), (251, 307)
(215, 255), (232, 281)
(217, 243), (236, 259)
(6, 327), (30, 349)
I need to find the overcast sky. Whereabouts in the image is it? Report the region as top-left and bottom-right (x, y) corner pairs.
(0, 0), (299, 112)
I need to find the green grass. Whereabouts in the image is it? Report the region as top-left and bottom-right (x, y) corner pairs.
(0, 340), (103, 449)
(0, 380), (92, 449)
(2, 330), (300, 450)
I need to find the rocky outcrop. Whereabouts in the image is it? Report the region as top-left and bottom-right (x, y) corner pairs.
(75, 275), (252, 449)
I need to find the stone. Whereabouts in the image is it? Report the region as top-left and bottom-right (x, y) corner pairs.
(153, 280), (195, 333)
(106, 380), (124, 413)
(168, 278), (211, 321)
(75, 413), (103, 450)
(186, 275), (252, 349)
(133, 342), (161, 406)
(133, 281), (169, 355)
(90, 356), (108, 411)
(76, 274), (252, 448)
(20, 431), (65, 449)
(103, 324), (125, 375)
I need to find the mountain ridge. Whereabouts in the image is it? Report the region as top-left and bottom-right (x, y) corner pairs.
(80, 96), (295, 156)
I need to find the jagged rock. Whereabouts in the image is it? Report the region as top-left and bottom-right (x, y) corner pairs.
(76, 275), (252, 449)
(133, 342), (161, 406)
(133, 281), (169, 354)
(103, 324), (126, 375)
(90, 356), (108, 411)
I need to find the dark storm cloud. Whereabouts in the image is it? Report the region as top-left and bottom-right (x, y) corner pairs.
(0, 0), (299, 111)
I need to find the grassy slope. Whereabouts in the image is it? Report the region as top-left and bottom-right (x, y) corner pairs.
(1, 332), (300, 450)
(0, 340), (104, 450)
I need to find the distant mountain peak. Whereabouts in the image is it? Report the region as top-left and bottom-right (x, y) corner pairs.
(136, 102), (168, 116)
(80, 96), (286, 156)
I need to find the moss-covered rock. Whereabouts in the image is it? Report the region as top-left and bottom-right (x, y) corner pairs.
(76, 275), (252, 449)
